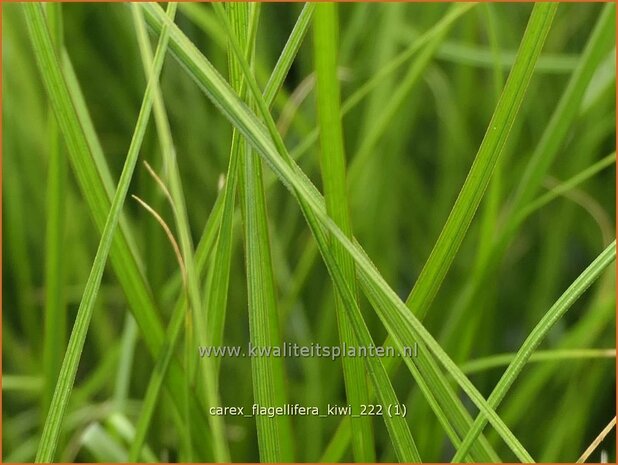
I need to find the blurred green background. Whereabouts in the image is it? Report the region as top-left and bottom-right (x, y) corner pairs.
(3, 2), (616, 462)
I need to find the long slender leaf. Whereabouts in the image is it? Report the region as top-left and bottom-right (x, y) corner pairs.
(214, 2), (421, 460)
(129, 4), (229, 460)
(453, 241), (616, 461)
(128, 5), (317, 460)
(25, 2), (177, 460)
(438, 1), (617, 350)
(159, 2), (315, 325)
(263, 3), (315, 105)
(24, 1), (213, 445)
(514, 151), (616, 226)
(313, 4), (375, 461)
(42, 1), (67, 414)
(404, 3), (558, 321)
(327, 1), (557, 459)
(459, 348), (616, 375)
(507, 2), (615, 216)
(216, 3), (296, 460)
(211, 2), (520, 461)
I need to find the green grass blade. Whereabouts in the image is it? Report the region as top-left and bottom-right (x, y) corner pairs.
(141, 6), (230, 462)
(64, 43), (206, 460)
(216, 3), (295, 461)
(125, 182), (192, 462)
(242, 140), (296, 462)
(313, 3), (375, 461)
(131, 195), (226, 458)
(487, 260), (615, 452)
(460, 348), (616, 375)
(138, 5), (470, 329)
(474, 2), (504, 272)
(405, 2), (558, 322)
(514, 151), (616, 226)
(127, 9), (316, 458)
(291, 3), (476, 164)
(310, 220), (422, 462)
(435, 40), (579, 74)
(204, 140), (239, 356)
(128, 303), (184, 462)
(327, 3), (557, 459)
(342, 3), (476, 116)
(322, 347), (616, 461)
(153, 5), (496, 454)
(507, 2), (615, 216)
(156, 1), (316, 319)
(25, 2), (176, 460)
(363, 7), (612, 382)
(203, 1), (249, 360)
(320, 336), (499, 462)
(130, 4), (229, 461)
(453, 241), (616, 461)
(61, 55), (117, 200)
(142, 3), (474, 172)
(42, 1), (67, 414)
(215, 2), (420, 460)
(3, 375), (43, 393)
(263, 3), (314, 105)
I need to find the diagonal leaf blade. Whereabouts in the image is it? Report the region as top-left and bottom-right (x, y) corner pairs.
(313, 3), (375, 461)
(25, 2), (177, 460)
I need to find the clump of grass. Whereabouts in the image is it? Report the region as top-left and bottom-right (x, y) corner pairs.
(4, 2), (616, 463)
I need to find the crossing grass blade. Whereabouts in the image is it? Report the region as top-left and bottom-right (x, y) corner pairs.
(137, 3), (471, 320)
(326, 2), (557, 460)
(436, 2), (617, 366)
(313, 4), (375, 461)
(7, 3), (613, 463)
(263, 3), (314, 105)
(453, 241), (616, 461)
(507, 2), (616, 216)
(25, 2), (177, 460)
(404, 2), (559, 322)
(127, 6), (316, 460)
(212, 2), (420, 462)
(158, 1), (316, 318)
(459, 348), (616, 376)
(140, 3), (559, 460)
(215, 3), (296, 460)
(129, 4), (229, 461)
(290, 3), (476, 163)
(213, 2), (420, 461)
(22, 2), (213, 446)
(195, 2), (494, 460)
(513, 151), (616, 227)
(284, 5), (499, 460)
(63, 42), (202, 460)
